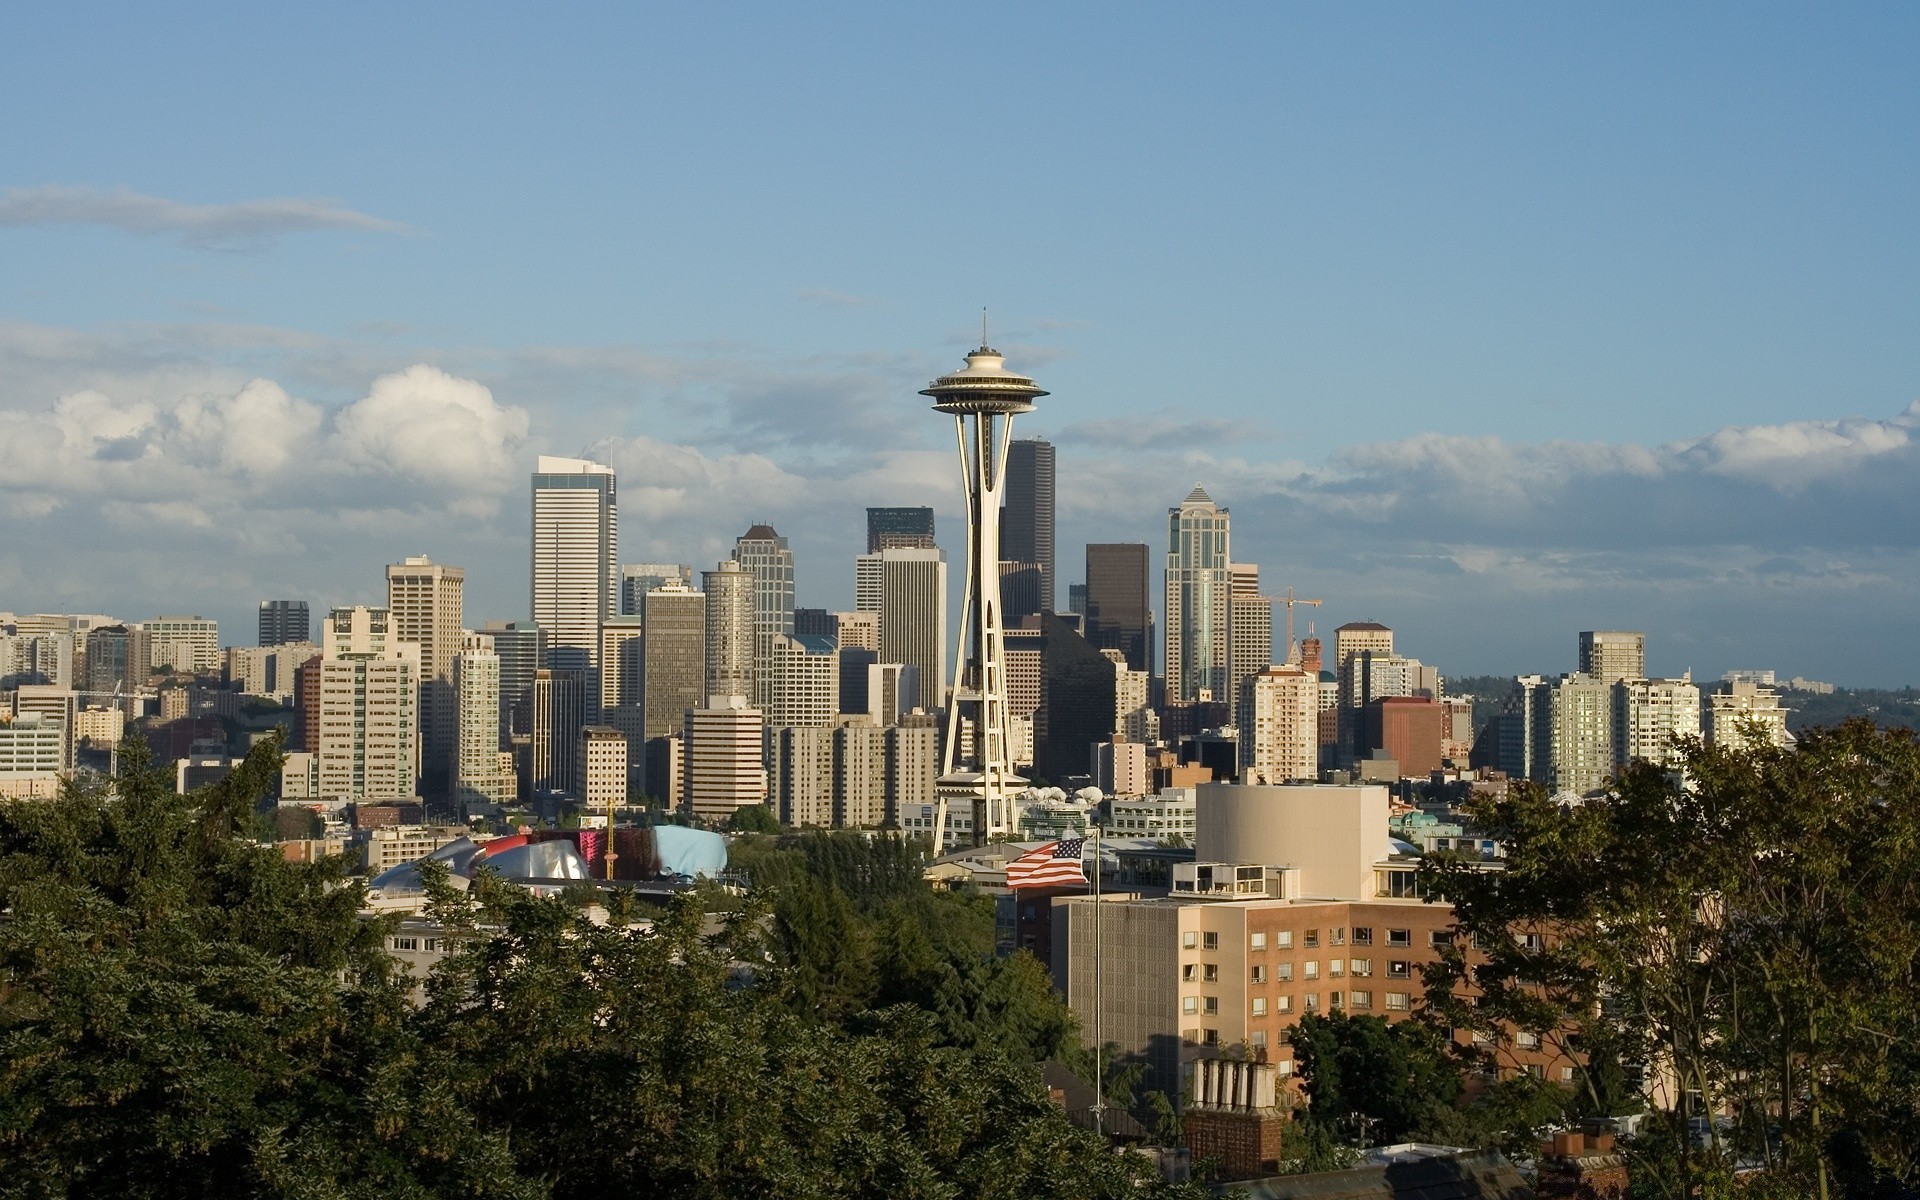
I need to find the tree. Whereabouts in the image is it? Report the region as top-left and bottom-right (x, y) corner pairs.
(1287, 1012), (1464, 1145)
(725, 802), (780, 834)
(1421, 720), (1920, 1199)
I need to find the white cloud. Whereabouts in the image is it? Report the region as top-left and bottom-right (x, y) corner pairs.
(0, 185), (404, 248)
(331, 364), (529, 492)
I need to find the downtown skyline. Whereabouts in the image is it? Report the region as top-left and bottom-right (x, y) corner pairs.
(4, 6), (1920, 684)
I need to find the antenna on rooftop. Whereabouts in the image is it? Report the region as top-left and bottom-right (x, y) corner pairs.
(981, 307), (989, 348)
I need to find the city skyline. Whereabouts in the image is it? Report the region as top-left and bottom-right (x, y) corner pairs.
(5, 8), (1920, 684)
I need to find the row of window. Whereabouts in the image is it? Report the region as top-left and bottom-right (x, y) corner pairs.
(1181, 990), (1416, 1018)
(1186, 927), (1453, 953)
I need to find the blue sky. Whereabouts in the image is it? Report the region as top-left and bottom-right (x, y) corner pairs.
(4, 4), (1919, 684)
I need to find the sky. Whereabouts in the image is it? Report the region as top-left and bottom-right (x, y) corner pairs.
(3, 4), (1918, 685)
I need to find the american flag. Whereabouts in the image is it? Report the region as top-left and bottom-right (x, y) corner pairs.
(1005, 838), (1087, 889)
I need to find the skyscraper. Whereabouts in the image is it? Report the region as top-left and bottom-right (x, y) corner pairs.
(866, 506), (936, 552)
(480, 620), (544, 742)
(530, 455), (618, 679)
(1241, 664), (1318, 784)
(311, 606), (419, 801)
(619, 563), (692, 615)
(386, 555), (464, 800)
(1164, 485), (1231, 705)
(1578, 631), (1646, 684)
(854, 547), (946, 711)
(531, 668), (586, 797)
(639, 583), (705, 743)
(453, 631), (512, 809)
(701, 560), (754, 703)
(1001, 437), (1056, 612)
(1614, 674), (1701, 768)
(732, 525), (795, 709)
(258, 600), (310, 647)
(1084, 543), (1150, 673)
(1227, 563), (1272, 734)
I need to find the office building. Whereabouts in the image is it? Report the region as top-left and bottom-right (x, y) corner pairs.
(1579, 631), (1646, 685)
(1093, 735), (1150, 797)
(598, 615), (645, 712)
(531, 668), (586, 797)
(480, 620), (544, 742)
(579, 725), (628, 816)
(1165, 486), (1231, 704)
(530, 455), (618, 678)
(1106, 648), (1153, 745)
(1227, 564), (1272, 733)
(764, 633), (839, 728)
(1705, 680), (1790, 750)
(732, 525), (795, 709)
(454, 633), (513, 809)
(866, 506), (936, 552)
(1545, 673), (1614, 796)
(639, 584), (705, 743)
(1034, 614), (1118, 785)
(832, 610), (878, 652)
(12, 686), (78, 771)
(387, 555), (465, 797)
(82, 625), (137, 697)
(311, 608), (419, 801)
(887, 714), (939, 822)
(1498, 675), (1550, 783)
(702, 559), (754, 703)
(144, 616), (220, 675)
(1085, 543), (1150, 673)
(619, 563), (692, 616)
(258, 600), (311, 647)
(854, 547), (947, 709)
(1614, 675), (1701, 769)
(0, 713), (65, 797)
(1001, 437), (1056, 612)
(225, 642), (318, 703)
(771, 724), (836, 827)
(683, 695), (765, 821)
(997, 560), (1044, 623)
(1358, 696), (1445, 778)
(1240, 665), (1318, 785)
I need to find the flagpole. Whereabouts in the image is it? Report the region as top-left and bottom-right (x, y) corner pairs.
(1092, 818), (1104, 1138)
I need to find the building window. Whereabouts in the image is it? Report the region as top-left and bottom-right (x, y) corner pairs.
(1350, 958), (1371, 977)
(1276, 930), (1294, 949)
(1352, 926), (1373, 945)
(1276, 962), (1293, 981)
(1182, 996), (1198, 1014)
(393, 937), (418, 951)
(1182, 931), (1198, 949)
(1517, 1031), (1541, 1050)
(1330, 927), (1346, 946)
(1277, 994), (1293, 1013)
(1560, 1066), (1576, 1082)
(1276, 1058), (1294, 1076)
(1251, 997), (1267, 1016)
(1388, 929), (1412, 947)
(1303, 993), (1318, 1011)
(1329, 959), (1344, 978)
(1379, 869), (1420, 898)
(1350, 991), (1371, 1010)
(1388, 960), (1411, 979)
(1251, 964), (1266, 984)
(1304, 960), (1319, 980)
(1203, 997), (1218, 1016)
(1329, 990), (1343, 1009)
(1304, 929), (1319, 948)
(1182, 964), (1198, 982)
(1251, 1029), (1268, 1048)
(1523, 932), (1545, 952)
(1202, 932), (1219, 951)
(1183, 1028), (1201, 1044)
(1524, 1063), (1544, 1079)
(1385, 992), (1409, 1011)
(1203, 964), (1219, 983)
(1430, 930), (1454, 949)
(1250, 931), (1266, 951)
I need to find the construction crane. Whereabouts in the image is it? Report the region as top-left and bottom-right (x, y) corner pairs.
(1275, 587), (1323, 664)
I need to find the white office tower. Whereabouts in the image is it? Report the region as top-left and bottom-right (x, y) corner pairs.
(313, 607), (419, 801)
(143, 616), (220, 675)
(854, 548), (947, 706)
(453, 632), (512, 809)
(702, 560), (755, 703)
(11, 686), (78, 771)
(1104, 648), (1154, 744)
(683, 695), (766, 821)
(1240, 664), (1319, 784)
(579, 725), (627, 816)
(1614, 674), (1702, 769)
(530, 456), (618, 684)
(0, 713), (65, 799)
(733, 525), (796, 709)
(765, 633), (839, 728)
(919, 341), (1044, 848)
(386, 555), (464, 799)
(1165, 486), (1231, 704)
(1705, 679), (1790, 750)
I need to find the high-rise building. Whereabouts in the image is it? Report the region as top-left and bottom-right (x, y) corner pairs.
(1579, 631), (1646, 685)
(1614, 674), (1701, 769)
(598, 615), (645, 712)
(732, 525), (795, 709)
(12, 686), (78, 771)
(764, 633), (839, 728)
(1332, 623), (1395, 697)
(854, 548), (946, 710)
(701, 560), (754, 703)
(1165, 486), (1231, 704)
(866, 506), (936, 552)
(831, 610), (878, 652)
(997, 560), (1044, 623)
(0, 713), (65, 797)
(82, 625), (135, 697)
(1498, 675), (1549, 783)
(1001, 437), (1056, 612)
(225, 642), (318, 702)
(144, 616), (220, 675)
(683, 695), (765, 821)
(1358, 696), (1445, 778)
(386, 555), (464, 799)
(258, 600), (310, 647)
(639, 584), (705, 743)
(531, 668), (586, 797)
(453, 632), (512, 809)
(1241, 665), (1318, 784)
(1228, 564), (1272, 734)
(1085, 543), (1150, 673)
(579, 725), (628, 817)
(1545, 673), (1614, 796)
(771, 724), (836, 828)
(530, 455), (618, 680)
(1704, 680), (1790, 750)
(480, 620), (544, 742)
(311, 607), (419, 801)
(1104, 648), (1153, 745)
(1034, 614), (1118, 786)
(619, 563), (692, 616)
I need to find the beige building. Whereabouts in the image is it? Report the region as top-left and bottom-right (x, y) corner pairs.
(855, 547), (947, 708)
(73, 705), (126, 746)
(1093, 735), (1150, 797)
(831, 610), (878, 653)
(143, 616), (220, 675)
(771, 724), (836, 827)
(1107, 789), (1197, 841)
(1705, 679), (1790, 750)
(579, 725), (628, 814)
(1240, 665), (1318, 785)
(702, 559), (755, 703)
(0, 712), (65, 795)
(12, 685), (78, 770)
(639, 584), (705, 742)
(454, 635), (513, 809)
(1579, 631), (1646, 685)
(387, 556), (465, 794)
(312, 612), (420, 802)
(1227, 564), (1272, 732)
(226, 642), (319, 702)
(1103, 648), (1152, 744)
(764, 633), (839, 728)
(683, 695), (766, 820)
(530, 455), (618, 681)
(1614, 675), (1701, 769)
(598, 614), (645, 713)
(363, 824), (470, 875)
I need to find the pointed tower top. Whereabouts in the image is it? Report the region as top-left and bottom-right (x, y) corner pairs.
(1182, 483), (1215, 506)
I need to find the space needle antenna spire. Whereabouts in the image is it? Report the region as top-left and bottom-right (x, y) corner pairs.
(921, 325), (1048, 848)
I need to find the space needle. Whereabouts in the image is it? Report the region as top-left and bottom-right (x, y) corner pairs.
(924, 320), (1048, 847)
